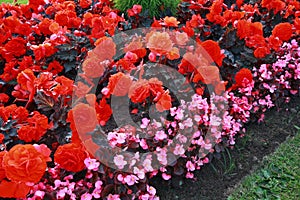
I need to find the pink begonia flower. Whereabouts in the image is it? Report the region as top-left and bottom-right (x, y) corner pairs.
(176, 134), (187, 143)
(140, 194), (151, 200)
(124, 175), (138, 186)
(84, 158), (100, 170)
(66, 184), (75, 196)
(81, 193), (93, 200)
(170, 107), (176, 116)
(186, 172), (194, 179)
(194, 114), (201, 122)
(114, 155), (127, 169)
(34, 190), (45, 199)
(56, 188), (67, 199)
(147, 185), (156, 196)
(117, 174), (124, 182)
(86, 172), (93, 179)
(95, 180), (103, 189)
(143, 158), (153, 172)
(107, 194), (121, 200)
(186, 161), (195, 172)
(116, 133), (127, 144)
(133, 167), (145, 179)
(155, 130), (167, 141)
(124, 51), (138, 62)
(173, 144), (185, 155)
(140, 139), (148, 149)
(92, 188), (102, 199)
(148, 52), (156, 62)
(70, 194), (77, 200)
(33, 144), (52, 162)
(203, 157), (209, 164)
(101, 87), (109, 95)
(54, 180), (62, 189)
(64, 175), (73, 181)
(156, 148), (167, 165)
(183, 118), (193, 127)
(141, 118), (150, 128)
(108, 11), (118, 19)
(162, 173), (171, 180)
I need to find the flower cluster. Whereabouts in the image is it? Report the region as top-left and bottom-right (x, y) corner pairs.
(0, 0), (299, 199)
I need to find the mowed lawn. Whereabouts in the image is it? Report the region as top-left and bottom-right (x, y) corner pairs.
(228, 130), (300, 200)
(0, 0), (27, 4)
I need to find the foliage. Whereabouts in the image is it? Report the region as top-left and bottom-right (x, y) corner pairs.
(113, 0), (181, 17)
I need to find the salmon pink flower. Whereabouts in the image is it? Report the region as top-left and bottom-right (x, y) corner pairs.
(147, 32), (173, 55)
(94, 37), (116, 61)
(124, 38), (147, 58)
(156, 91), (172, 112)
(128, 79), (151, 103)
(163, 16), (180, 27)
(71, 103), (98, 134)
(175, 31), (189, 46)
(75, 82), (91, 98)
(33, 144), (52, 162)
(167, 47), (180, 60)
(107, 72), (133, 96)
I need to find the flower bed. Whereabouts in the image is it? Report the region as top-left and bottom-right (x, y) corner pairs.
(0, 0), (299, 199)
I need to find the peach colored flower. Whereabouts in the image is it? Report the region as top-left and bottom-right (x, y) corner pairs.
(163, 16), (180, 27)
(94, 37), (116, 61)
(107, 72), (133, 96)
(82, 53), (106, 78)
(124, 38), (147, 58)
(72, 103), (98, 134)
(167, 47), (180, 60)
(156, 91), (172, 112)
(193, 65), (220, 84)
(175, 31), (189, 46)
(147, 32), (173, 55)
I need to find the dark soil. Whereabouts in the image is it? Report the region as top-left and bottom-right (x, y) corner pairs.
(151, 96), (300, 200)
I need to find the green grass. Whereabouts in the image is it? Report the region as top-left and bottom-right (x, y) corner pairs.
(228, 131), (300, 200)
(0, 0), (27, 4)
